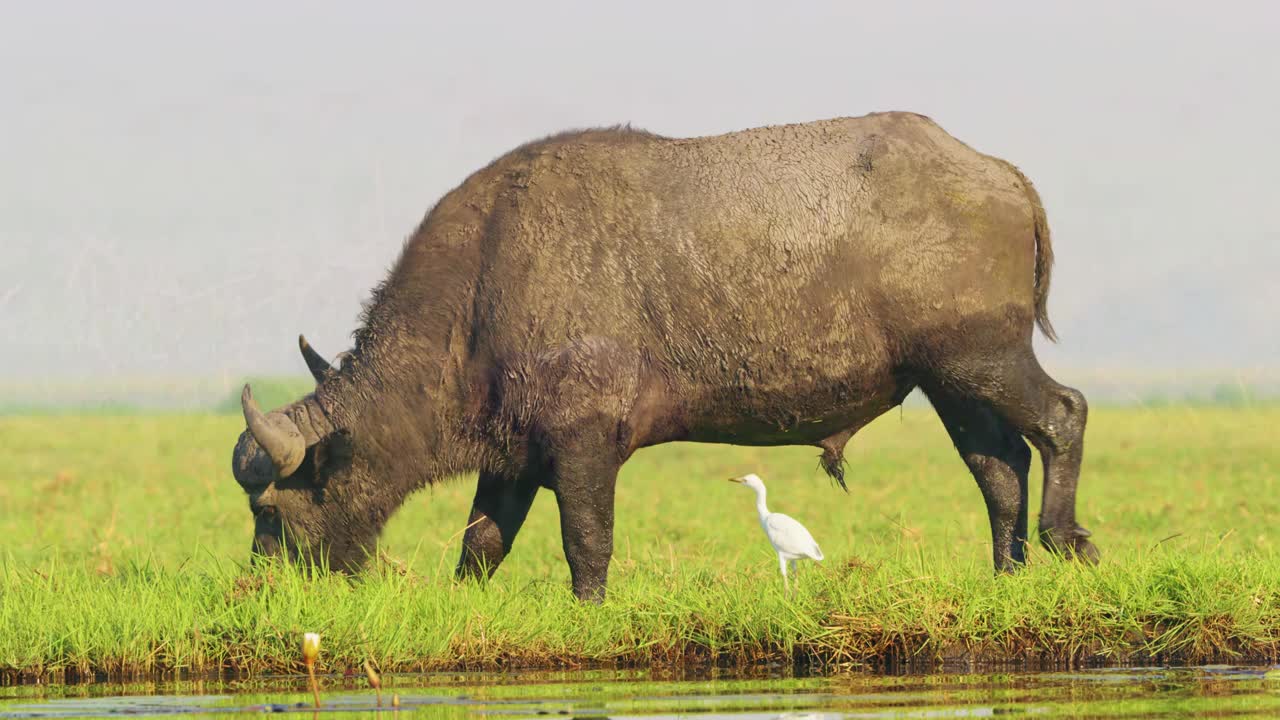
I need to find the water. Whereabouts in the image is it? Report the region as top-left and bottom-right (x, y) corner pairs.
(2, 667), (1279, 719)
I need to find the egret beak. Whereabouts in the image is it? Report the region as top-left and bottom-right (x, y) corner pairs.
(727, 476), (744, 483)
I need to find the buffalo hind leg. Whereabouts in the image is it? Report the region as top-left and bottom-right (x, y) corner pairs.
(927, 389), (1031, 572)
(939, 349), (1097, 563)
(456, 469), (542, 581)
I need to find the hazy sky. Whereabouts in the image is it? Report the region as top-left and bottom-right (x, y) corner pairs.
(2, 1), (1277, 379)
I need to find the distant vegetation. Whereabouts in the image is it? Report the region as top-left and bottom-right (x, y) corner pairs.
(210, 377), (316, 414)
(0, 376), (315, 416)
(3, 371), (1276, 417)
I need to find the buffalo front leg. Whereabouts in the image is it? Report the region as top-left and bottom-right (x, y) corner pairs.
(927, 389), (1031, 572)
(550, 451), (620, 604)
(455, 469), (542, 581)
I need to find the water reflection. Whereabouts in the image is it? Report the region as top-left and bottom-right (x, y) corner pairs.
(1, 666), (1278, 719)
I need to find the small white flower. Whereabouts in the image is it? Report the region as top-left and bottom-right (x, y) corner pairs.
(302, 633), (321, 665)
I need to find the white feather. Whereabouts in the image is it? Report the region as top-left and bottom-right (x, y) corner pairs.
(765, 513), (824, 561)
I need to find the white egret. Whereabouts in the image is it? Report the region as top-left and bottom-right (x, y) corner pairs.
(728, 473), (824, 592)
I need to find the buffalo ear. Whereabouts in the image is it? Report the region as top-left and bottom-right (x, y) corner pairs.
(310, 429), (354, 485)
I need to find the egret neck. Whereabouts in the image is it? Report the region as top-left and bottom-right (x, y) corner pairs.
(747, 482), (770, 529)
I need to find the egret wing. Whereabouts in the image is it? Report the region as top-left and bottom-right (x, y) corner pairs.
(765, 513), (824, 560)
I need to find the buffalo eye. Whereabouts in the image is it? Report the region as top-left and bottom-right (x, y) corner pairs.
(256, 505), (278, 520)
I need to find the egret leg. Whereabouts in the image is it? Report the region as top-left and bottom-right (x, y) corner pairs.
(779, 554), (790, 595)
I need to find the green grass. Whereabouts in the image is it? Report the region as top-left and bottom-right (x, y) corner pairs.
(1, 406), (1278, 680)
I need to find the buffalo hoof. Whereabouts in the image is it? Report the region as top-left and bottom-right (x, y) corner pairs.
(572, 583), (607, 604)
(993, 555), (1027, 575)
(1040, 526), (1100, 565)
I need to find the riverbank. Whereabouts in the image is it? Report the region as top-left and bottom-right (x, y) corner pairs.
(2, 548), (1279, 683)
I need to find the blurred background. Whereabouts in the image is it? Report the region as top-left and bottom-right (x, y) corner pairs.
(2, 0), (1277, 411)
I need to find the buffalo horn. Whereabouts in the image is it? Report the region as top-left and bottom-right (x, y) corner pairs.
(240, 384), (306, 477)
(298, 334), (333, 383)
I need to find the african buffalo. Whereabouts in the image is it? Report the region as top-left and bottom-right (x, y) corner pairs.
(232, 112), (1096, 601)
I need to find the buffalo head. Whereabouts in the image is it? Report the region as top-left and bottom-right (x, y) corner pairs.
(231, 338), (367, 572)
